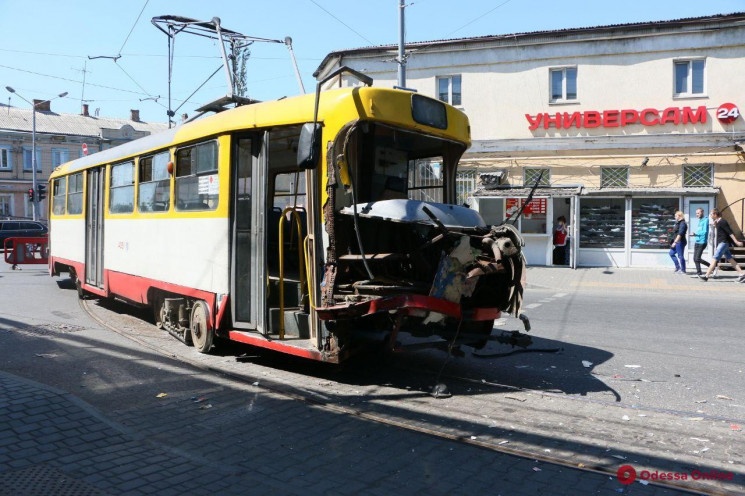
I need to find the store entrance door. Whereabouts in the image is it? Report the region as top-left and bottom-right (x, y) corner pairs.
(685, 198), (714, 264)
(551, 197), (572, 266)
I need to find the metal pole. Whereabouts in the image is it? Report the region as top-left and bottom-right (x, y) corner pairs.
(213, 17), (235, 97)
(285, 37), (306, 94)
(397, 0), (406, 88)
(31, 105), (37, 221)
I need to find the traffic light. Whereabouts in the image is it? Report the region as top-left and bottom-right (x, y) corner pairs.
(37, 184), (46, 201)
(27, 188), (35, 201)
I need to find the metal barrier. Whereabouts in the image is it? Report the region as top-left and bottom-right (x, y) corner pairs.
(3, 237), (49, 266)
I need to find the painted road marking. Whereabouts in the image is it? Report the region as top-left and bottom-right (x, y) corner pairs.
(523, 303), (542, 309)
(570, 280), (742, 291)
(552, 293), (568, 298)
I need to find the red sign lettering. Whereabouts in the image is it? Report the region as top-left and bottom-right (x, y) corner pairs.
(525, 105), (713, 129)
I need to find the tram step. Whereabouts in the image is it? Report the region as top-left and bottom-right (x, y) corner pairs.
(269, 308), (310, 339)
(267, 278), (303, 307)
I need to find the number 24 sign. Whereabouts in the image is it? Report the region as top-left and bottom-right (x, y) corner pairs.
(717, 103), (740, 124)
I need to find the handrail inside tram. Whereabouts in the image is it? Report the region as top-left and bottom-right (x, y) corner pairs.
(278, 206), (307, 340)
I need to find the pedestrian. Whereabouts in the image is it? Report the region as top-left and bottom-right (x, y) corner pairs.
(669, 210), (687, 274)
(699, 208), (745, 282)
(553, 216), (568, 265)
(688, 207), (710, 277)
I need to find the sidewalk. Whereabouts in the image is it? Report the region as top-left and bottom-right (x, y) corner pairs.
(526, 266), (745, 292)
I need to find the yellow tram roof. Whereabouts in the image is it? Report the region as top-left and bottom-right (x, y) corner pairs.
(51, 87), (470, 179)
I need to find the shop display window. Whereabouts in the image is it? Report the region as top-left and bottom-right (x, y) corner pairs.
(631, 198), (679, 249)
(579, 198), (625, 248)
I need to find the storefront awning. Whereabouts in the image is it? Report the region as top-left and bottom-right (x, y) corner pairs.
(472, 186), (582, 197)
(582, 187), (719, 196)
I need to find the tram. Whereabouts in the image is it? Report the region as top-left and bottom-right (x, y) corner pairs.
(48, 68), (528, 363)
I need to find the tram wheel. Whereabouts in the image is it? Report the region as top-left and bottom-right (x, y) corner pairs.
(190, 300), (213, 353)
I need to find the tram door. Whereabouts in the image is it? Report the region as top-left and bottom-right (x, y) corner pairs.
(85, 167), (105, 288)
(230, 135), (266, 332)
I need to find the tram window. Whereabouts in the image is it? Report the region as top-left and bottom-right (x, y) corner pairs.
(138, 151), (171, 212)
(273, 172), (306, 210)
(175, 141), (218, 211)
(110, 162), (134, 214)
(67, 172), (84, 215)
(52, 177), (66, 215)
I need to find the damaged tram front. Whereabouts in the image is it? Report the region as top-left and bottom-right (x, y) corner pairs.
(311, 89), (529, 360)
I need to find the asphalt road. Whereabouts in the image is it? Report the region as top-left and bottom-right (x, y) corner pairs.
(1, 261), (743, 494)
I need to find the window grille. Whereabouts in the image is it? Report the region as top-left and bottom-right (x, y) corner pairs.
(524, 168), (550, 187)
(455, 170), (478, 205)
(600, 167), (629, 188)
(683, 164), (712, 187)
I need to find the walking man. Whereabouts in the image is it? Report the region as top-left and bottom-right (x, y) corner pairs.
(699, 208), (745, 282)
(689, 208), (710, 277)
(669, 210), (687, 274)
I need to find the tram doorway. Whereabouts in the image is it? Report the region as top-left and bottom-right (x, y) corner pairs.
(85, 167), (105, 288)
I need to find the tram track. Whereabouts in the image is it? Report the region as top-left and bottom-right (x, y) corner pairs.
(80, 298), (732, 496)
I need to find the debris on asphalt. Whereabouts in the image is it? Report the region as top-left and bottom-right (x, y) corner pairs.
(701, 447), (710, 453)
(730, 424), (741, 431)
(582, 361), (593, 368)
(498, 440), (510, 445)
(505, 396), (526, 402)
(686, 417), (704, 421)
(621, 415), (630, 421)
(638, 480), (649, 485)
(252, 381), (260, 386)
(34, 353), (57, 358)
(532, 467), (541, 472)
(695, 399), (707, 403)
(690, 437), (710, 442)
(470, 436), (477, 440)
(200, 404), (213, 410)
(637, 414), (647, 417)
(156, 393), (168, 398)
(716, 395), (734, 401)
(674, 374), (681, 377)
(544, 449), (551, 453)
(191, 397), (208, 403)
(611, 455), (627, 460)
(624, 365), (641, 368)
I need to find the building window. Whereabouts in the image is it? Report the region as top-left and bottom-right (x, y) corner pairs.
(0, 146), (12, 170)
(22, 147), (42, 172)
(600, 167), (629, 188)
(51, 148), (70, 168)
(683, 164), (713, 187)
(175, 141), (219, 211)
(436, 75), (461, 106)
(455, 170), (478, 205)
(632, 198), (679, 249)
(524, 168), (550, 186)
(109, 162), (134, 214)
(0, 194), (11, 216)
(138, 151), (171, 212)
(67, 172), (84, 215)
(674, 59), (705, 96)
(52, 178), (66, 215)
(550, 67), (577, 102)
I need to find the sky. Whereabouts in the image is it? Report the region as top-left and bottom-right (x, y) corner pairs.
(1, 0), (743, 124)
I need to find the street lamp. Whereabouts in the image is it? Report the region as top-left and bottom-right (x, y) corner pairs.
(5, 87), (68, 221)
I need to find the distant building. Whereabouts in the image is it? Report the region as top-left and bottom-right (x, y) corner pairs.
(0, 103), (166, 221)
(315, 13), (745, 268)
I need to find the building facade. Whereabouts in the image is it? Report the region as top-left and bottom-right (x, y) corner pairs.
(314, 13), (745, 268)
(0, 104), (166, 221)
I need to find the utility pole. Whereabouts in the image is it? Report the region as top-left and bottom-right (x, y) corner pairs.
(397, 0), (406, 88)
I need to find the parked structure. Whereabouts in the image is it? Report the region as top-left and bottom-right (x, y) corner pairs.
(0, 103), (166, 221)
(314, 13), (745, 267)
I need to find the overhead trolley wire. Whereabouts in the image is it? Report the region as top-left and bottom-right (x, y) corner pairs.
(308, 0), (376, 46)
(118, 0), (150, 56)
